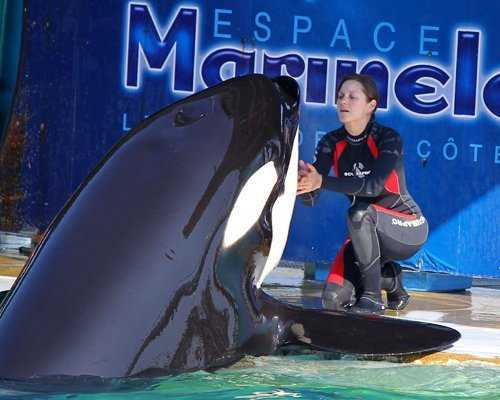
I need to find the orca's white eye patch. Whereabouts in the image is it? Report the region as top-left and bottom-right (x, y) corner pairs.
(223, 161), (277, 248)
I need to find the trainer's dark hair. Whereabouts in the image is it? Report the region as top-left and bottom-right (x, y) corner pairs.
(336, 74), (379, 115)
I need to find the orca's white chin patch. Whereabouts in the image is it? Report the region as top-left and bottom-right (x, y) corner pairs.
(223, 161), (278, 248)
(255, 128), (299, 288)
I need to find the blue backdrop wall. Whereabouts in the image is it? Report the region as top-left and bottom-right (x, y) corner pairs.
(1, 0), (499, 277)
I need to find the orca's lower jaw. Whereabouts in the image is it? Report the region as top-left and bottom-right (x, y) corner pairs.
(253, 124), (300, 289)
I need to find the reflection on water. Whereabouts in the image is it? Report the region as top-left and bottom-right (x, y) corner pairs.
(0, 352), (498, 399)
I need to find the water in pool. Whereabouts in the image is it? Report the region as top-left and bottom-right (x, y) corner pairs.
(0, 351), (498, 399)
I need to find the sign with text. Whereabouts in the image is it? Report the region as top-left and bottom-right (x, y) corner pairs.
(7, 0), (500, 277)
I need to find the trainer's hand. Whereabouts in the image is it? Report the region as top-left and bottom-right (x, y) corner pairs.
(297, 161), (322, 195)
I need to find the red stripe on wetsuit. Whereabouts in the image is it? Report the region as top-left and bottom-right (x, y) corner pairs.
(332, 140), (348, 177)
(371, 204), (418, 220)
(326, 239), (351, 285)
(367, 134), (400, 194)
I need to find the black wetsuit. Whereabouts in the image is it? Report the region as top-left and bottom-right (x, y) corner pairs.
(312, 121), (428, 309)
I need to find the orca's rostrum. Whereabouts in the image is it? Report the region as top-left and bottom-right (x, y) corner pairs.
(0, 75), (459, 379)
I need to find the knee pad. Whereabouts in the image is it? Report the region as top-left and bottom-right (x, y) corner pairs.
(347, 204), (379, 267)
(347, 203), (375, 229)
(322, 282), (356, 311)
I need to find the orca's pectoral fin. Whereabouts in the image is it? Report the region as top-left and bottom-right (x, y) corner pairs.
(260, 291), (460, 357)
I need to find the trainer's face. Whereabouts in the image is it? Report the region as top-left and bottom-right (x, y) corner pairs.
(336, 80), (376, 129)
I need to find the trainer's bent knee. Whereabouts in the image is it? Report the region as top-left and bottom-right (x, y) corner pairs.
(322, 282), (356, 311)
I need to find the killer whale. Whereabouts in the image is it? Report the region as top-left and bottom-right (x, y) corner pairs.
(0, 75), (459, 380)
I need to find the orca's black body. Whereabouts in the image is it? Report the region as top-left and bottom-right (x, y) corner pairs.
(0, 75), (459, 380)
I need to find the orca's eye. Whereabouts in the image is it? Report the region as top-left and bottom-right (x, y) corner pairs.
(173, 109), (206, 127)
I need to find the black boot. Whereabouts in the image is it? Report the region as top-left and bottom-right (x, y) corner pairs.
(382, 261), (410, 310)
(351, 295), (385, 314)
(350, 260), (385, 315)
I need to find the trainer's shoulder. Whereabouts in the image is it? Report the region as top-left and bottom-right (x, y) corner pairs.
(316, 127), (345, 152)
(323, 127), (346, 144)
(372, 122), (402, 144)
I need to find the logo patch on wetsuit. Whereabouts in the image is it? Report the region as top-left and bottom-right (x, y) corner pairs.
(391, 216), (426, 227)
(344, 162), (372, 178)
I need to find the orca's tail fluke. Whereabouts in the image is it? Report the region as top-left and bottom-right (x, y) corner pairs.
(259, 291), (460, 357)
